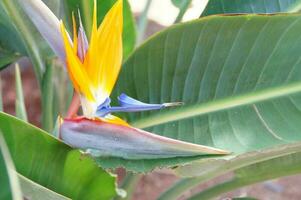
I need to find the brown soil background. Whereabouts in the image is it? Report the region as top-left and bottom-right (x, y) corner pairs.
(2, 20), (301, 200)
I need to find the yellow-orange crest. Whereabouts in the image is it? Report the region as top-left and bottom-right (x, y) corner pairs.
(60, 0), (123, 117)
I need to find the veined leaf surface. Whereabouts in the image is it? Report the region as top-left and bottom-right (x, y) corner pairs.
(201, 0), (301, 16)
(100, 13), (301, 172)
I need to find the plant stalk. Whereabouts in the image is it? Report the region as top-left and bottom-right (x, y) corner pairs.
(173, 0), (191, 24)
(188, 179), (245, 200)
(0, 74), (3, 112)
(15, 64), (28, 122)
(114, 173), (141, 200)
(136, 0), (152, 44)
(41, 61), (54, 132)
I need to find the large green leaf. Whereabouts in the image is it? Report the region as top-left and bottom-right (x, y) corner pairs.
(183, 142), (301, 199)
(0, 0), (57, 82)
(19, 175), (70, 200)
(99, 12), (301, 173)
(201, 0), (301, 16)
(159, 142), (301, 199)
(0, 0), (63, 59)
(64, 0), (136, 59)
(0, 0), (44, 82)
(0, 134), (22, 200)
(0, 112), (118, 200)
(0, 0), (65, 78)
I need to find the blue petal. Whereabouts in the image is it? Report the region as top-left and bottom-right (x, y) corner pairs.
(97, 97), (111, 109)
(118, 93), (163, 108)
(96, 94), (183, 117)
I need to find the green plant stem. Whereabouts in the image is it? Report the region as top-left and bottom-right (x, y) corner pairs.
(15, 64), (28, 122)
(136, 0), (152, 44)
(0, 74), (3, 112)
(114, 173), (141, 200)
(41, 61), (54, 132)
(188, 179), (245, 200)
(173, 0), (191, 24)
(80, 0), (93, 37)
(2, 0), (44, 84)
(158, 178), (200, 200)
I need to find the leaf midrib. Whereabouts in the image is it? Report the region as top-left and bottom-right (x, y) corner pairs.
(132, 81), (301, 128)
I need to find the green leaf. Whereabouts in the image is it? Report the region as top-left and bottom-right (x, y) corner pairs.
(42, 0), (66, 19)
(0, 0), (62, 82)
(160, 142), (301, 200)
(106, 13), (301, 173)
(0, 6), (27, 56)
(0, 0), (63, 66)
(1, 0), (47, 82)
(0, 52), (20, 70)
(201, 0), (301, 16)
(0, 112), (119, 200)
(0, 9), (24, 70)
(185, 142), (301, 200)
(64, 0), (136, 59)
(1, 131), (70, 200)
(0, 133), (22, 200)
(19, 175), (70, 200)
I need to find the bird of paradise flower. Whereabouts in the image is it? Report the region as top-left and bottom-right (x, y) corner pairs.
(20, 0), (229, 159)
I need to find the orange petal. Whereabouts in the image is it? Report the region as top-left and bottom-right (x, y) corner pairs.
(96, 114), (129, 127)
(84, 0), (99, 87)
(84, 0), (123, 96)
